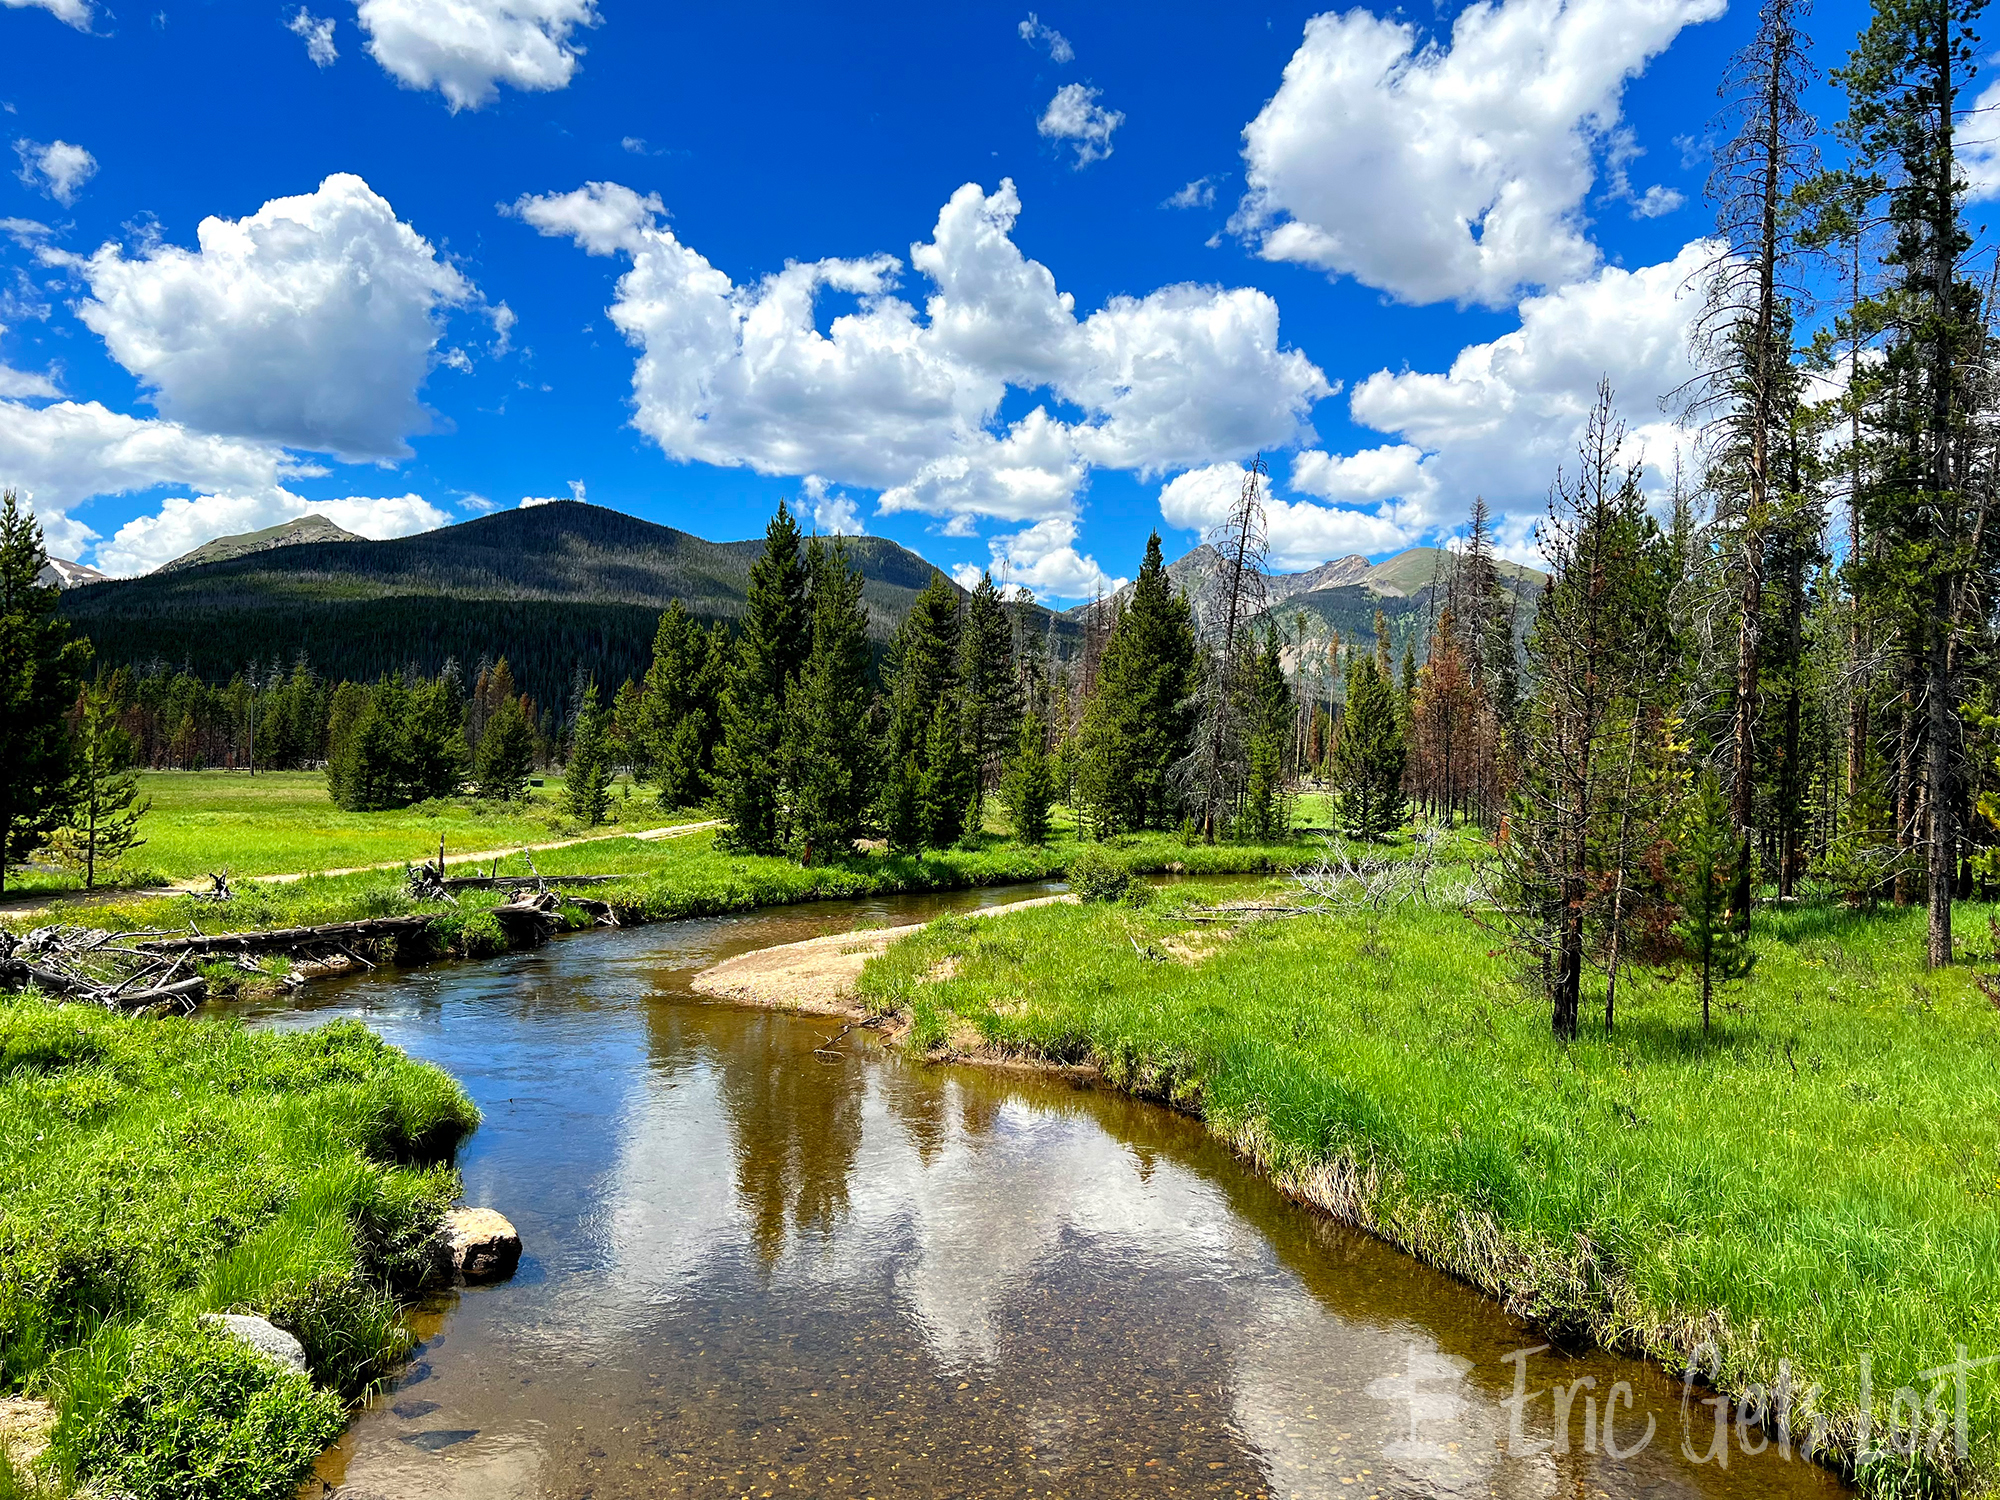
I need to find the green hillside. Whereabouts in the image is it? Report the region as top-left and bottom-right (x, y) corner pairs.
(61, 502), (981, 702)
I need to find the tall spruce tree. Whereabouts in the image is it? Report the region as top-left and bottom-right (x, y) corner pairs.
(1505, 384), (1675, 1039)
(715, 503), (811, 853)
(1000, 711), (1056, 845)
(1240, 629), (1293, 841)
(1078, 533), (1198, 835)
(47, 679), (149, 890)
(916, 697), (976, 847)
(1692, 0), (1821, 869)
(0, 492), (89, 891)
(959, 571), (1019, 817)
(563, 682), (613, 827)
(327, 677), (412, 811)
(1837, 0), (1996, 965)
(473, 693), (534, 801)
(404, 678), (468, 800)
(882, 571), (964, 850)
(1329, 652), (1406, 841)
(784, 540), (875, 862)
(638, 603), (728, 811)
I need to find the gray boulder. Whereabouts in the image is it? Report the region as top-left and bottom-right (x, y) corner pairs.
(202, 1313), (308, 1375)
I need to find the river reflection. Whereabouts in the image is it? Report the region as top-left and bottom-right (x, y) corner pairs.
(227, 887), (1848, 1500)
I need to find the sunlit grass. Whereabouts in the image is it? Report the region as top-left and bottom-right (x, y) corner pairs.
(0, 996), (477, 1496)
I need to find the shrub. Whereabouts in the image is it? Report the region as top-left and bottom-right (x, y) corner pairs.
(1066, 844), (1131, 903)
(59, 1318), (344, 1500)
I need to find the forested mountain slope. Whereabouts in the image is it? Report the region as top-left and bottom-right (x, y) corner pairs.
(60, 502), (976, 702)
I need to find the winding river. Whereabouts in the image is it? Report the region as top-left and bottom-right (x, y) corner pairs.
(222, 885), (1848, 1500)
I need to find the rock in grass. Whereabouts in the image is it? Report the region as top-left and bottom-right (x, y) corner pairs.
(199, 1313), (309, 1375)
(446, 1207), (521, 1283)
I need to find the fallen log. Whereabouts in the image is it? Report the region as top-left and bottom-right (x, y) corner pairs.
(489, 889), (561, 945)
(438, 874), (617, 892)
(137, 915), (436, 956)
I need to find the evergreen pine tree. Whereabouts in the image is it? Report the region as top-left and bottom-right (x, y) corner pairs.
(327, 677), (413, 811)
(638, 603), (728, 811)
(403, 678), (468, 801)
(473, 694), (534, 801)
(0, 491), (90, 891)
(916, 698), (975, 847)
(959, 571), (1019, 816)
(47, 679), (149, 890)
(883, 571), (965, 849)
(1077, 534), (1198, 834)
(1673, 768), (1757, 1030)
(715, 502), (811, 852)
(1241, 630), (1293, 841)
(1329, 654), (1407, 840)
(1000, 711), (1056, 845)
(1836, 0), (1996, 966)
(784, 541), (875, 863)
(563, 682), (612, 827)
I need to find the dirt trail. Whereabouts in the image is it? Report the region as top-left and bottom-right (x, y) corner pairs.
(690, 893), (1076, 1016)
(0, 820), (720, 918)
(246, 818), (720, 885)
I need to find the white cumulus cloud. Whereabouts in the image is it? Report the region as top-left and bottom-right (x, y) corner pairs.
(1160, 462), (1411, 572)
(1232, 0), (1722, 308)
(70, 173), (476, 461)
(1629, 183), (1685, 218)
(1285, 240), (1711, 550)
(953, 515), (1123, 600)
(0, 397), (324, 560)
(0, 326), (59, 398)
(802, 474), (864, 536)
(510, 177), (1328, 599)
(1963, 75), (2000, 200)
(1038, 82), (1123, 167)
(287, 7), (338, 65)
(15, 139), (97, 205)
(2, 0), (92, 29)
(95, 489), (446, 575)
(1164, 177), (1216, 210)
(358, 0), (598, 111)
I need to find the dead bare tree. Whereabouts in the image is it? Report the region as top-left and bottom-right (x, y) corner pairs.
(1177, 458), (1270, 840)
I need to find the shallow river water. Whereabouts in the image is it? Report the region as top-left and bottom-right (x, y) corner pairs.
(223, 885), (1849, 1500)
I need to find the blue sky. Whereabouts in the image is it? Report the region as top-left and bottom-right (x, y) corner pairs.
(1, 0), (1871, 594)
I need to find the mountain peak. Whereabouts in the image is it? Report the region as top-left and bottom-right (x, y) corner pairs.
(38, 557), (110, 589)
(155, 514), (367, 574)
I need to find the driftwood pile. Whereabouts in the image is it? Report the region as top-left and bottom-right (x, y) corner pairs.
(411, 845), (621, 946)
(3, 844), (632, 1010)
(0, 926), (208, 1011)
(0, 914), (441, 1012)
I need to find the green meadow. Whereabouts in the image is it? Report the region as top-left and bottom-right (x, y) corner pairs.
(858, 877), (2000, 1496)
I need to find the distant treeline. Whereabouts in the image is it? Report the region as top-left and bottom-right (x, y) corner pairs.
(72, 599), (666, 720)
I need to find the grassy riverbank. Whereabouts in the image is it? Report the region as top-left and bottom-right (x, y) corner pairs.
(3, 824), (1321, 991)
(0, 995), (478, 1497)
(858, 883), (2000, 1497)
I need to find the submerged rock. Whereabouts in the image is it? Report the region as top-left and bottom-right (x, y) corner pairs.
(201, 1313), (309, 1375)
(446, 1207), (521, 1283)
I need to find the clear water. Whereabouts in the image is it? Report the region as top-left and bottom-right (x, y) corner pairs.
(220, 886), (1848, 1500)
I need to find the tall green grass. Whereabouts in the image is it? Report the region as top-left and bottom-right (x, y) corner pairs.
(859, 886), (2000, 1496)
(8, 825), (1321, 986)
(0, 997), (477, 1498)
